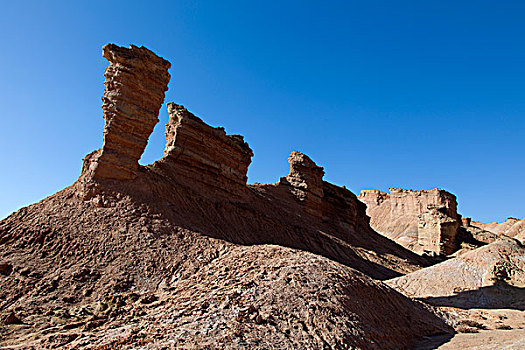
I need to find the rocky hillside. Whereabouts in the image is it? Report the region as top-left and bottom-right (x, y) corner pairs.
(387, 237), (525, 310)
(466, 217), (525, 244)
(0, 44), (453, 349)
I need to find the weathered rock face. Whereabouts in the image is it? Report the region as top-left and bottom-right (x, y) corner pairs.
(279, 151), (325, 217)
(359, 188), (461, 256)
(81, 44), (171, 181)
(156, 103), (253, 200)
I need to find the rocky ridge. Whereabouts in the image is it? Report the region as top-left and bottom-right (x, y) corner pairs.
(465, 217), (525, 244)
(387, 237), (525, 310)
(0, 44), (452, 349)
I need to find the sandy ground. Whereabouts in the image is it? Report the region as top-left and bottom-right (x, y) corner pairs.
(416, 329), (525, 349)
(415, 308), (525, 349)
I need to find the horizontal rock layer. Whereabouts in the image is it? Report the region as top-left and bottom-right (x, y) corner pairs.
(156, 103), (253, 200)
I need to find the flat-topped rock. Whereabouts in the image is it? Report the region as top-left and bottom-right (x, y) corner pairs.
(358, 188), (461, 256)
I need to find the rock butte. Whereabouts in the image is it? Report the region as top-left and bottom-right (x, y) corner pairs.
(358, 188), (462, 256)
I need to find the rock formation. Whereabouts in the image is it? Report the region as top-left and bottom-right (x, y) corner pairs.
(278, 151), (325, 218)
(80, 44), (171, 182)
(0, 44), (454, 348)
(454, 217), (525, 247)
(387, 237), (525, 310)
(157, 103), (253, 200)
(469, 218), (525, 242)
(358, 188), (461, 256)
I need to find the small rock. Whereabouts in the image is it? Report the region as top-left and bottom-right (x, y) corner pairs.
(139, 294), (158, 304)
(0, 263), (13, 276)
(3, 311), (23, 325)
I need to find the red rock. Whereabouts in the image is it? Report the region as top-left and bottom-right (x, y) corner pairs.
(80, 44), (171, 182)
(279, 151), (325, 218)
(156, 103), (253, 201)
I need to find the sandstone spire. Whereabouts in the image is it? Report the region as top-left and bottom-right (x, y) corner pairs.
(81, 44), (171, 181)
(280, 151), (325, 217)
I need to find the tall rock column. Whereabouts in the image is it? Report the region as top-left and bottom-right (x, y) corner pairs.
(81, 44), (171, 181)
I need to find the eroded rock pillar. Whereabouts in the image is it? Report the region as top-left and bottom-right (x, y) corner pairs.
(280, 151), (325, 218)
(82, 44), (171, 181)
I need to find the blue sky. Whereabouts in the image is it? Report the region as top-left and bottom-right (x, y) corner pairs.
(0, 1), (523, 222)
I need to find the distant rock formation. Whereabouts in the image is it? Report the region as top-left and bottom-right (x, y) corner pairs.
(80, 44), (171, 182)
(358, 188), (461, 256)
(468, 217), (525, 243)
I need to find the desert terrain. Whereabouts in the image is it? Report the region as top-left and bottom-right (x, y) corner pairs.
(1, 44), (523, 349)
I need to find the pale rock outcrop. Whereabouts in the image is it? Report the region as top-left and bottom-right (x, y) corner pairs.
(470, 217), (525, 243)
(458, 217), (525, 245)
(359, 188), (461, 256)
(80, 44), (171, 181)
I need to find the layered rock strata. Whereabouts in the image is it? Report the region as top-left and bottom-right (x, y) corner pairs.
(359, 188), (461, 256)
(0, 43), (453, 348)
(72, 44), (429, 280)
(278, 151), (325, 218)
(157, 103), (253, 200)
(81, 44), (171, 181)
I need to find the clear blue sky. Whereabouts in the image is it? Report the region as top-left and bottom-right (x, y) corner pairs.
(1, 1), (523, 222)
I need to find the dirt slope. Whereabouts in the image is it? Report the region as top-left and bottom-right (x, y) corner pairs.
(387, 238), (525, 310)
(0, 187), (451, 349)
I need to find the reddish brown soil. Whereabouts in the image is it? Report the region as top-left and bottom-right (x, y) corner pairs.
(0, 184), (451, 349)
